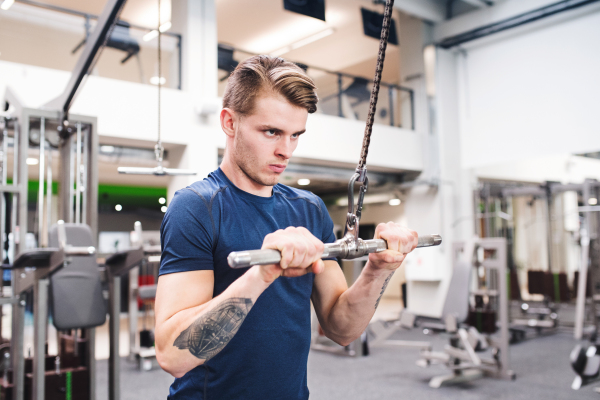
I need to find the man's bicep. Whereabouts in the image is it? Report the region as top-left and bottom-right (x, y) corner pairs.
(311, 260), (348, 324)
(155, 270), (214, 325)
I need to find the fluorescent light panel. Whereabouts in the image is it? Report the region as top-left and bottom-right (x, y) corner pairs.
(271, 28), (335, 57)
(0, 0), (15, 11)
(150, 76), (166, 85)
(143, 22), (172, 42)
(336, 193), (397, 207)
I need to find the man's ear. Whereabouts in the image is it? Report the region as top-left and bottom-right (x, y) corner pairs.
(220, 108), (236, 138)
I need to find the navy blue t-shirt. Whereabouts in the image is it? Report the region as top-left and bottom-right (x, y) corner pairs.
(159, 168), (336, 400)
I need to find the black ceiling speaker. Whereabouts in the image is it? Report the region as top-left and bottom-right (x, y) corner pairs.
(360, 8), (398, 45)
(344, 77), (371, 105)
(218, 44), (238, 73)
(106, 22), (141, 63)
(294, 62), (309, 72)
(283, 0), (326, 21)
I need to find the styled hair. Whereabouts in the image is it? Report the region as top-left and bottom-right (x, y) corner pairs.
(222, 55), (318, 115)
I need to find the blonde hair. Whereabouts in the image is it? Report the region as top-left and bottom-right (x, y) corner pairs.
(223, 55), (318, 115)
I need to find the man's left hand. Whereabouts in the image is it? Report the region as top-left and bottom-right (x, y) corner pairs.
(368, 222), (418, 270)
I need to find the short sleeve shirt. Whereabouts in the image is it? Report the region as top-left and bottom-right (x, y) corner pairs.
(159, 168), (336, 400)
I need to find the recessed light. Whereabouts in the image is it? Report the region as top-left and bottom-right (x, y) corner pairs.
(115, 204), (122, 211)
(388, 199), (401, 206)
(161, 206), (167, 213)
(159, 197), (166, 204)
(26, 158), (39, 165)
(297, 179), (310, 186)
(100, 145), (115, 153)
(1, 0), (15, 11)
(143, 30), (158, 42)
(150, 76), (166, 85)
(589, 198), (598, 206)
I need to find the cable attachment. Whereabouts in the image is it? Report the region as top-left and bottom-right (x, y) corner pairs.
(343, 169), (369, 258)
(154, 142), (165, 173)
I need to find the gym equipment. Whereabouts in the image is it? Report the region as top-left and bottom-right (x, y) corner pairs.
(103, 245), (144, 400)
(228, 235), (442, 268)
(0, 98), (101, 400)
(127, 222), (161, 371)
(482, 180), (600, 340)
(9, 221), (103, 400)
(415, 238), (515, 387)
(117, 0), (196, 177)
(48, 223), (106, 331)
(228, 0), (441, 267)
(571, 343), (600, 390)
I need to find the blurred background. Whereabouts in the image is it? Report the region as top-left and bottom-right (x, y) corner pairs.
(0, 0), (599, 399)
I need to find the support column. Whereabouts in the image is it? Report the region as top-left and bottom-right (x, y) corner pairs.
(109, 275), (121, 400)
(171, 0), (218, 104)
(32, 278), (49, 400)
(169, 0), (221, 198)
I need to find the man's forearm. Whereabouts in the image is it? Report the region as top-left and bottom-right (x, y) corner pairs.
(322, 263), (394, 345)
(156, 267), (270, 377)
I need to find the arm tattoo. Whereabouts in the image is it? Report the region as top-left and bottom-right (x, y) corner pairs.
(173, 297), (253, 361)
(375, 272), (395, 309)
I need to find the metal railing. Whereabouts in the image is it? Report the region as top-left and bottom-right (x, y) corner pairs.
(218, 46), (414, 130)
(1, 0), (182, 89)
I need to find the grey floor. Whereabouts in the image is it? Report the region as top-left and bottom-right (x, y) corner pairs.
(96, 329), (599, 400)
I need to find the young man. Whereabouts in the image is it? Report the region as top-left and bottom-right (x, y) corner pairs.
(155, 55), (418, 399)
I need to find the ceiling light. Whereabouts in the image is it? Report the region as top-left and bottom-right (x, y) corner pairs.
(150, 76), (166, 85)
(143, 22), (171, 42)
(590, 198), (598, 206)
(159, 197), (166, 204)
(297, 178), (310, 186)
(26, 158), (39, 165)
(143, 30), (159, 42)
(115, 204), (122, 211)
(336, 193), (396, 207)
(388, 199), (401, 206)
(161, 206), (167, 213)
(100, 145), (115, 153)
(159, 22), (171, 33)
(0, 0), (15, 11)
(271, 28), (335, 57)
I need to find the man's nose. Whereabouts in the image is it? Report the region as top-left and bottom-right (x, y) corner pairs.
(275, 138), (293, 160)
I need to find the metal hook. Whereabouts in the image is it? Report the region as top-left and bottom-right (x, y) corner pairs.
(343, 167), (369, 256)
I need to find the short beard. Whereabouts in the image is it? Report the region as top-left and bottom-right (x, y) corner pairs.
(232, 130), (280, 188)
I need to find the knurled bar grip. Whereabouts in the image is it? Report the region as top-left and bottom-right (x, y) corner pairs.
(228, 234), (442, 269)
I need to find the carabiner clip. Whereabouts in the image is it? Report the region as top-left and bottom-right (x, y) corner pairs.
(343, 167), (368, 257)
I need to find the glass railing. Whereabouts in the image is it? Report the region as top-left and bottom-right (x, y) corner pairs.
(0, 0), (181, 89)
(218, 46), (414, 130)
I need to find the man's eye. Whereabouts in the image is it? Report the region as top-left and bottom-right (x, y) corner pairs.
(265, 129), (276, 136)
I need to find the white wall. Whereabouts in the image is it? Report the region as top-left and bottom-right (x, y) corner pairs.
(454, 5), (600, 168)
(0, 60), (424, 198)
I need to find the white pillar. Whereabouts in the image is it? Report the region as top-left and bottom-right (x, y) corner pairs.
(171, 0), (218, 103)
(167, 0), (221, 200)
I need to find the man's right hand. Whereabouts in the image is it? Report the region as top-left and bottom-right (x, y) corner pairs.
(257, 226), (325, 283)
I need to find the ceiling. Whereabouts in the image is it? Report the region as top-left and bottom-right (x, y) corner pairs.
(29, 0), (171, 28)
(24, 0), (490, 83)
(217, 0), (402, 83)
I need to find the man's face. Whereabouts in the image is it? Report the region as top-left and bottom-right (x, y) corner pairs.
(231, 93), (308, 187)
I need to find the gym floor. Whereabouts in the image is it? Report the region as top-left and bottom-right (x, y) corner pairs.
(95, 326), (598, 400)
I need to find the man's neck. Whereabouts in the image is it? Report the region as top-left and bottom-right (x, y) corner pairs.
(220, 157), (273, 197)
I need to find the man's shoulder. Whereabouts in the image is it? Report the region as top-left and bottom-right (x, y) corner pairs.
(174, 172), (228, 205)
(274, 184), (324, 210)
